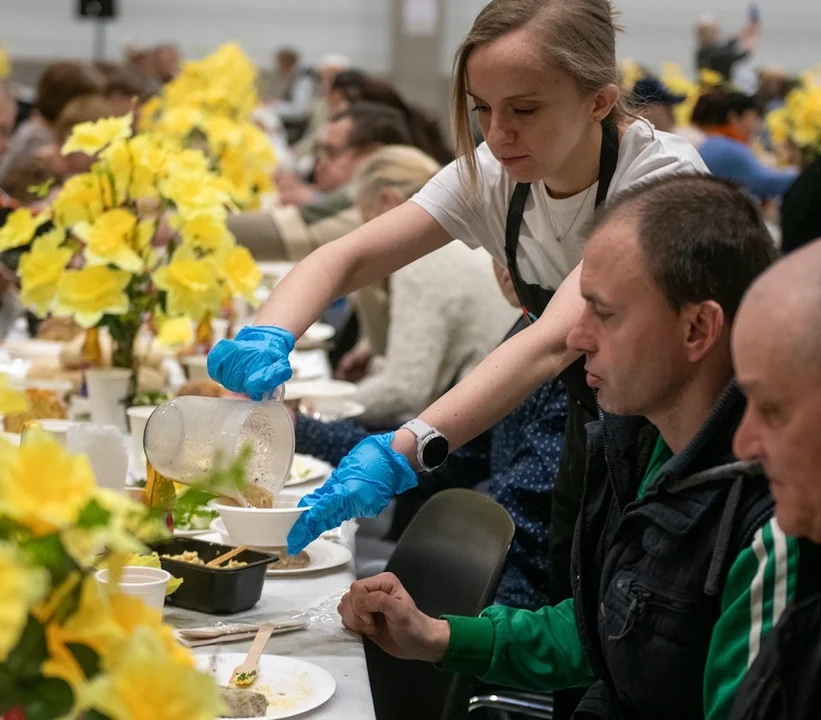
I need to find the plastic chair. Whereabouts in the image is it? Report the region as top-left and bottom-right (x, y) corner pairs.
(468, 690), (554, 719)
(364, 488), (515, 720)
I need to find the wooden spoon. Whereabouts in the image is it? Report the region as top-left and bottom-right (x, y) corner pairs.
(229, 622), (276, 687)
(206, 544), (251, 568)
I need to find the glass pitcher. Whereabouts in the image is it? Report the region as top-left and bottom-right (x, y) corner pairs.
(142, 387), (294, 506)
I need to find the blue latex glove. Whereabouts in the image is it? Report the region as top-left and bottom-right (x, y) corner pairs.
(207, 325), (296, 400)
(287, 433), (417, 554)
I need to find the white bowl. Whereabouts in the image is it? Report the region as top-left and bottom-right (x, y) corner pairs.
(38, 419), (79, 446)
(212, 492), (307, 548)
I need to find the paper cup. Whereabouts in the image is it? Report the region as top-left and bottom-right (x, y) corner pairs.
(86, 368), (132, 432)
(211, 318), (230, 343)
(38, 419), (78, 446)
(96, 566), (170, 610)
(126, 405), (157, 462)
(182, 355), (209, 381)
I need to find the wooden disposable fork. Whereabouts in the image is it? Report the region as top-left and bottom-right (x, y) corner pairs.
(229, 622), (276, 687)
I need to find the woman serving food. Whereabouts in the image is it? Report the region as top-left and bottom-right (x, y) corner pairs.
(208, 0), (707, 568)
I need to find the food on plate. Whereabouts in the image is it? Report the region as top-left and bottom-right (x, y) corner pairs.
(161, 550), (247, 569)
(35, 317), (83, 342)
(176, 378), (224, 398)
(218, 687), (269, 718)
(2, 388), (66, 433)
(289, 457), (315, 482)
(269, 549), (310, 570)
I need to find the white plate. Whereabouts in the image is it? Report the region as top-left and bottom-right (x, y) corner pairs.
(295, 323), (335, 350)
(196, 653), (335, 719)
(286, 454), (332, 487)
(202, 526), (353, 576)
(284, 380), (356, 401)
(1, 339), (65, 360)
(297, 397), (365, 421)
(173, 527), (214, 538)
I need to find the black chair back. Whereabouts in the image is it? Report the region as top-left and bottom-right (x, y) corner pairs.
(365, 488), (515, 720)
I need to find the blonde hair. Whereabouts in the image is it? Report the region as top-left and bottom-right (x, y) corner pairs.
(452, 0), (626, 187)
(355, 145), (441, 210)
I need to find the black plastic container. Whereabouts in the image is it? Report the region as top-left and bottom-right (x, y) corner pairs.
(151, 537), (275, 615)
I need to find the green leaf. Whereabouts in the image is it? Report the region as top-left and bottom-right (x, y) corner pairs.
(76, 498), (113, 530)
(18, 677), (74, 720)
(84, 711), (112, 720)
(0, 666), (15, 713)
(66, 643), (101, 680)
(19, 534), (77, 587)
(3, 616), (47, 679)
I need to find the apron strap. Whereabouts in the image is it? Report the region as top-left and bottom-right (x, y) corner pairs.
(595, 122), (620, 207)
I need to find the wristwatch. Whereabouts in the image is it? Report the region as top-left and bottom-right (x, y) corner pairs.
(400, 419), (450, 472)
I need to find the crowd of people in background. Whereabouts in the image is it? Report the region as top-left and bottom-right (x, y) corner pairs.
(1, 1), (820, 716)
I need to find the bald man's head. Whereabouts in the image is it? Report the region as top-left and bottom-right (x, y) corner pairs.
(0, 84), (16, 158)
(732, 238), (821, 541)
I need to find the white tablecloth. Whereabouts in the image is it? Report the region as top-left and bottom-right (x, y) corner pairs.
(163, 533), (375, 719)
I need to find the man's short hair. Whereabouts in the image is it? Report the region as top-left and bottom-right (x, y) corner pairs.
(330, 102), (413, 151)
(594, 174), (777, 322)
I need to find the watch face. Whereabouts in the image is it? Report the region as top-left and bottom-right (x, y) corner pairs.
(421, 434), (449, 468)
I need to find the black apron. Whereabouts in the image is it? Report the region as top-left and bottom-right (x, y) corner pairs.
(503, 122), (619, 720)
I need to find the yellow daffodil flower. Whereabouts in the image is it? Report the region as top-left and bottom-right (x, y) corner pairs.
(0, 375), (30, 415)
(221, 246), (262, 305)
(0, 427), (96, 536)
(0, 542), (49, 662)
(77, 625), (221, 720)
(164, 147), (211, 178)
(155, 106), (204, 139)
(152, 247), (220, 321)
(0, 207), (48, 252)
(61, 113), (134, 157)
(156, 315), (194, 349)
(54, 265), (131, 328)
(74, 208), (150, 273)
(173, 211), (234, 253)
(0, 47), (10, 80)
(137, 95), (162, 132)
(18, 227), (72, 317)
(160, 174), (232, 219)
(52, 172), (116, 226)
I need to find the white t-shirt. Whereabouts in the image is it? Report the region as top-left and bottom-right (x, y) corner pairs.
(412, 121), (708, 289)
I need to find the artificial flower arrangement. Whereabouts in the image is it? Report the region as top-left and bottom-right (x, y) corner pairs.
(139, 43), (277, 210)
(0, 379), (224, 720)
(0, 110), (262, 383)
(766, 70), (821, 165)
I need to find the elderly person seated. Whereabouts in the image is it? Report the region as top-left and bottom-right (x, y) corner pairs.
(228, 102), (413, 262)
(730, 238), (821, 720)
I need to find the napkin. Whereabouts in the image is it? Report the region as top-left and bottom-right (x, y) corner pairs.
(174, 617), (306, 648)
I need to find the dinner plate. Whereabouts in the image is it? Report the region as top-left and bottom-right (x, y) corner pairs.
(196, 653), (336, 719)
(297, 397), (365, 421)
(295, 323), (335, 350)
(202, 525), (353, 576)
(285, 454), (333, 487)
(1, 339), (65, 361)
(284, 379), (356, 401)
(173, 527), (214, 538)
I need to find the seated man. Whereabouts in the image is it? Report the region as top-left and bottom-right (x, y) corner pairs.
(730, 238), (821, 720)
(228, 102), (412, 261)
(338, 175), (795, 720)
(296, 264), (567, 610)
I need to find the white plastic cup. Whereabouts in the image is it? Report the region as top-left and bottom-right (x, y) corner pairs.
(126, 405), (157, 463)
(86, 368), (132, 432)
(182, 355), (209, 381)
(66, 423), (130, 492)
(38, 419), (79, 446)
(211, 317), (230, 343)
(95, 566), (170, 610)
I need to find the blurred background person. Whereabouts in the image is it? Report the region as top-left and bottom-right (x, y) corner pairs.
(228, 102), (412, 261)
(0, 61), (104, 184)
(631, 75), (686, 132)
(270, 47), (316, 144)
(695, 8), (761, 84)
(694, 89), (798, 198)
(780, 155), (821, 255)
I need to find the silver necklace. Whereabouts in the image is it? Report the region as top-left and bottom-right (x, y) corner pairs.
(545, 184), (593, 243)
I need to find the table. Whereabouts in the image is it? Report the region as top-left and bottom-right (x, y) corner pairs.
(164, 532), (376, 719)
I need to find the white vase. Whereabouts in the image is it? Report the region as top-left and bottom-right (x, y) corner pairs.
(86, 368), (131, 432)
